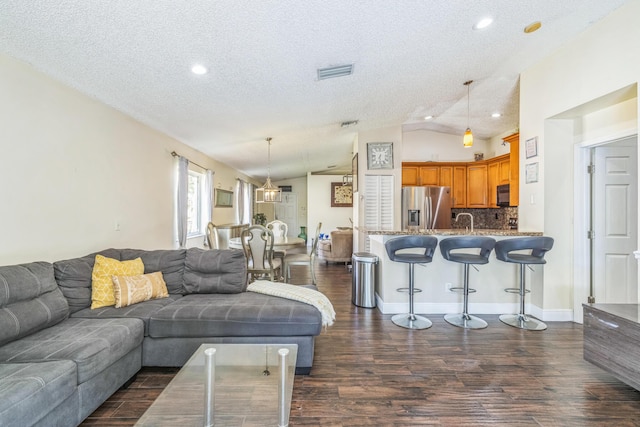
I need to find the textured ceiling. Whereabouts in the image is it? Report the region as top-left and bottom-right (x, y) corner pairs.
(0, 1), (630, 180)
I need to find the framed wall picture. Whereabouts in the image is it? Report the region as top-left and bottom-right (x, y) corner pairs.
(331, 182), (353, 207)
(214, 188), (234, 207)
(351, 153), (358, 193)
(525, 162), (539, 184)
(525, 136), (538, 158)
(367, 142), (393, 169)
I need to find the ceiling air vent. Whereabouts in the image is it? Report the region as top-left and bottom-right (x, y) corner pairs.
(317, 64), (353, 80)
(340, 120), (359, 128)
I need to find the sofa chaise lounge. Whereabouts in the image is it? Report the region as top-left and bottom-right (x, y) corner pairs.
(0, 247), (325, 427)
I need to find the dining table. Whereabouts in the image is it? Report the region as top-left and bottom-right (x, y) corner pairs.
(228, 236), (305, 251)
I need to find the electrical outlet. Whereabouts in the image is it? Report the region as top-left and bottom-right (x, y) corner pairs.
(445, 282), (453, 292)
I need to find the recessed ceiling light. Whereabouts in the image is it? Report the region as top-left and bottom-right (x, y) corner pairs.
(424, 115), (433, 120)
(473, 17), (493, 30)
(191, 64), (208, 75)
(524, 21), (542, 34)
(491, 112), (502, 118)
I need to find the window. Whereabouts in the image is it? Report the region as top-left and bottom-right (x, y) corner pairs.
(187, 170), (204, 236)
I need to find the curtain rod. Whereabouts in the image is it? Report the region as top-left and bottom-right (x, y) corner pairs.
(170, 151), (208, 171)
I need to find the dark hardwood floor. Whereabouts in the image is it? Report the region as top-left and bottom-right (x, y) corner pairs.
(81, 260), (640, 426)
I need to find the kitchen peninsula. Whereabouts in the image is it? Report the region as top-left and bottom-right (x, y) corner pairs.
(359, 228), (546, 318)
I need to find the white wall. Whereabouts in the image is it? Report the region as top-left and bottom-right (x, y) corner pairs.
(0, 53), (257, 265)
(520, 0), (640, 314)
(273, 175), (308, 230)
(402, 129), (489, 162)
(306, 174), (352, 243)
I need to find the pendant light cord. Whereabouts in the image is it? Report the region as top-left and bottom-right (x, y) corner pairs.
(464, 80), (473, 129)
(467, 83), (470, 128)
(266, 137), (272, 181)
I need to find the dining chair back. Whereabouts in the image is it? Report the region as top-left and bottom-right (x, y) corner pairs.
(241, 225), (281, 282)
(267, 220), (288, 238)
(206, 222), (220, 249)
(267, 220), (289, 269)
(284, 222), (322, 284)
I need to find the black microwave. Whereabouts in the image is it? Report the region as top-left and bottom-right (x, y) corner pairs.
(497, 184), (510, 207)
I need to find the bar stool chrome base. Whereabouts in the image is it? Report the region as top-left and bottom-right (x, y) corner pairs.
(444, 313), (488, 329)
(391, 313), (432, 329)
(499, 313), (547, 331)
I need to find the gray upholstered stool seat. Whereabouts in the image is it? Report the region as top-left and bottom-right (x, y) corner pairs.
(439, 236), (496, 329)
(385, 235), (438, 329)
(494, 236), (554, 331)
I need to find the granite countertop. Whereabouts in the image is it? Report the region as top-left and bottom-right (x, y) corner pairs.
(355, 227), (543, 237)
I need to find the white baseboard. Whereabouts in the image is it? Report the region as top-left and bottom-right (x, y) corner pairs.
(375, 295), (574, 322)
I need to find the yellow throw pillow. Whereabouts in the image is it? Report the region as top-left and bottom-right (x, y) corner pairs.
(91, 255), (144, 309)
(112, 272), (169, 308)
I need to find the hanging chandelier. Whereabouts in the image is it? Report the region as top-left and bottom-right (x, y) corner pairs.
(255, 137), (282, 203)
(463, 80), (473, 148)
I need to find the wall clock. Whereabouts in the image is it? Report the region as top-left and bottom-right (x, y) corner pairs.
(367, 142), (393, 170)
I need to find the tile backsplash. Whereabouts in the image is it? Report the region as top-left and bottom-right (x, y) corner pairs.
(451, 207), (518, 230)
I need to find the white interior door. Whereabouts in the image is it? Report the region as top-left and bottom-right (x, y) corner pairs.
(275, 193), (298, 237)
(593, 137), (638, 303)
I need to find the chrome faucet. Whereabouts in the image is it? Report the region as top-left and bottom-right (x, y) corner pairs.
(455, 213), (474, 233)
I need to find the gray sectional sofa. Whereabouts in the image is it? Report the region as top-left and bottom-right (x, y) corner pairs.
(0, 247), (324, 427)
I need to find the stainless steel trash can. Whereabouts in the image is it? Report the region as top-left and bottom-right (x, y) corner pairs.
(351, 252), (378, 308)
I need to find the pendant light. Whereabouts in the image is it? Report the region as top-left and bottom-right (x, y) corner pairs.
(463, 80), (473, 148)
(255, 137), (282, 203)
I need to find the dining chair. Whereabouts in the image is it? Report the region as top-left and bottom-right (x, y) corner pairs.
(206, 222), (220, 249)
(284, 222), (322, 284)
(267, 220), (289, 268)
(241, 225), (282, 282)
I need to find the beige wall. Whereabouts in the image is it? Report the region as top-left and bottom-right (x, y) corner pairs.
(0, 54), (256, 265)
(520, 0), (640, 316)
(307, 174), (352, 242)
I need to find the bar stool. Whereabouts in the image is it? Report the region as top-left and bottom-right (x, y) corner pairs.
(439, 236), (496, 329)
(494, 236), (554, 331)
(385, 235), (438, 329)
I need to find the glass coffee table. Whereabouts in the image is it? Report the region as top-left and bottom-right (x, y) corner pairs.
(135, 343), (298, 427)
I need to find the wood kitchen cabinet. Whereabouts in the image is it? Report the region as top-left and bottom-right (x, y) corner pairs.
(503, 132), (520, 206)
(498, 157), (510, 184)
(419, 165), (440, 186)
(467, 164), (488, 207)
(401, 165), (439, 186)
(487, 161), (499, 207)
(402, 166), (419, 185)
(440, 165), (467, 208)
(487, 153), (510, 208)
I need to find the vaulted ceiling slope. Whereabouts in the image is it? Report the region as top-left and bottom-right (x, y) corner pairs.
(0, 1), (630, 180)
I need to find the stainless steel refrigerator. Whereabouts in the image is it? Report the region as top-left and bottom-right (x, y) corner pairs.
(401, 186), (452, 230)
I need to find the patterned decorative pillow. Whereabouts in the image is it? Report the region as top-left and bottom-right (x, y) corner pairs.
(91, 255), (144, 309)
(112, 272), (169, 308)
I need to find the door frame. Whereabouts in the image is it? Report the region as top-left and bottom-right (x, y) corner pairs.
(573, 132), (639, 323)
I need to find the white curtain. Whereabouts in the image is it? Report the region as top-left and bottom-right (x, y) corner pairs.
(176, 156), (189, 248)
(235, 179), (254, 224)
(204, 169), (215, 225)
(235, 179), (245, 224)
(246, 182), (255, 224)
